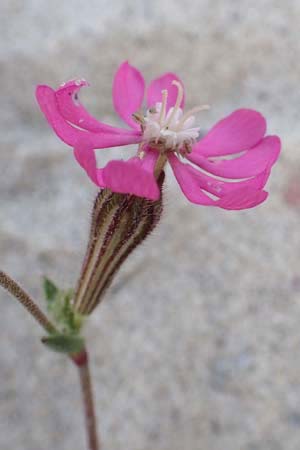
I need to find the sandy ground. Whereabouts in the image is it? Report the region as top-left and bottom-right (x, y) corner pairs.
(1, 1), (300, 449)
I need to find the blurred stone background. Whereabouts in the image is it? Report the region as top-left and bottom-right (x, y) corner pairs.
(1, 1), (300, 449)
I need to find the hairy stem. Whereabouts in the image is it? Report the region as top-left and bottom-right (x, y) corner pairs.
(72, 349), (100, 450)
(0, 270), (56, 334)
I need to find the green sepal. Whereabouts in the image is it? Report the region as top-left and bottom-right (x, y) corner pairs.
(43, 277), (59, 303)
(41, 334), (85, 354)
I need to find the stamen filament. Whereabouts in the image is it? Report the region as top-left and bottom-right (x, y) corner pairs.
(159, 90), (168, 126)
(165, 81), (184, 127)
(176, 105), (210, 130)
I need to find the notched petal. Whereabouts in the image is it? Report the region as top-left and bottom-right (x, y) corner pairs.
(168, 154), (269, 210)
(55, 79), (138, 135)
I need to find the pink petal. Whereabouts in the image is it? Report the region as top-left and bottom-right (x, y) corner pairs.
(192, 109), (267, 157)
(139, 147), (159, 171)
(146, 73), (185, 110)
(36, 85), (142, 148)
(168, 154), (216, 206)
(191, 167), (270, 198)
(188, 136), (281, 178)
(168, 154), (268, 209)
(96, 153), (160, 200)
(74, 144), (98, 185)
(216, 188), (268, 210)
(112, 61), (145, 130)
(74, 143), (160, 197)
(55, 79), (138, 135)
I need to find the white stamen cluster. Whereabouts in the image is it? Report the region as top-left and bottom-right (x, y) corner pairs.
(141, 81), (209, 155)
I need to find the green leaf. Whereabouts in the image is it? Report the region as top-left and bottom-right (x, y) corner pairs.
(42, 278), (84, 334)
(41, 334), (84, 354)
(43, 277), (59, 303)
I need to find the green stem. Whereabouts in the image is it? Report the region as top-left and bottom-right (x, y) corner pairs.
(72, 349), (100, 450)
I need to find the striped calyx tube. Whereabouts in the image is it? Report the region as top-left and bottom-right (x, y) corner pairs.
(73, 175), (164, 315)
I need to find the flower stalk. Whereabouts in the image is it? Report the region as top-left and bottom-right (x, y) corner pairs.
(0, 180), (164, 449)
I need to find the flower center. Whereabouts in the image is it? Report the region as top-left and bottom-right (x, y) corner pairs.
(136, 81), (209, 156)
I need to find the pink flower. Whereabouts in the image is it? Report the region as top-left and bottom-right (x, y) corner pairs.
(36, 62), (280, 209)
